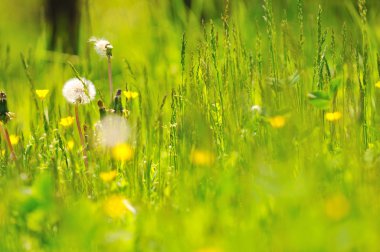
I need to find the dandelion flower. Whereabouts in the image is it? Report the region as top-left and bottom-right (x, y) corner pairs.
(62, 77), (96, 104)
(97, 115), (130, 147)
(325, 193), (350, 221)
(190, 149), (215, 166)
(66, 140), (74, 150)
(9, 135), (19, 145)
(100, 170), (117, 182)
(325, 112), (342, 122)
(197, 248), (223, 252)
(35, 89), (49, 100)
(268, 116), (286, 128)
(123, 91), (139, 100)
(59, 116), (75, 127)
(112, 144), (134, 162)
(89, 37), (113, 57)
(103, 195), (136, 219)
(375, 81), (380, 88)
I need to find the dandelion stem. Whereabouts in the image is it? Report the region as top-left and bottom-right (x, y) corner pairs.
(74, 104), (88, 168)
(107, 55), (113, 102)
(0, 124), (16, 161)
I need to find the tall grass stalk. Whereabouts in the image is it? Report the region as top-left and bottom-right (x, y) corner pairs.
(0, 124), (16, 161)
(74, 103), (88, 168)
(107, 55), (113, 102)
(263, 0), (279, 108)
(358, 0), (369, 149)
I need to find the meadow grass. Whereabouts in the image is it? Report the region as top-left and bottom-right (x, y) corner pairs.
(1, 0), (380, 251)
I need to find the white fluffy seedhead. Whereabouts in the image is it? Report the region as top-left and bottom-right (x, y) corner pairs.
(251, 105), (262, 114)
(89, 37), (113, 57)
(62, 77), (96, 104)
(96, 115), (130, 147)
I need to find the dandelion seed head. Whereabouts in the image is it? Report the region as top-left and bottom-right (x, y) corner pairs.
(89, 37), (112, 57)
(62, 77), (96, 104)
(251, 105), (262, 114)
(97, 115), (130, 147)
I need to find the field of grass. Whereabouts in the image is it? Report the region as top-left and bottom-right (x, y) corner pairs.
(1, 0), (380, 251)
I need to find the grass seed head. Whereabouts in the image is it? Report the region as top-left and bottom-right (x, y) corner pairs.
(0, 91), (11, 124)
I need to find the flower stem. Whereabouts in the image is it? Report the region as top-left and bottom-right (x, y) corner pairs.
(107, 55), (113, 103)
(0, 124), (16, 161)
(75, 104), (88, 168)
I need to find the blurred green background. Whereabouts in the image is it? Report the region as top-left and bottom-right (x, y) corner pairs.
(1, 0), (380, 251)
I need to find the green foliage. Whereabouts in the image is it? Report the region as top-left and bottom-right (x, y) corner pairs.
(308, 90), (331, 109)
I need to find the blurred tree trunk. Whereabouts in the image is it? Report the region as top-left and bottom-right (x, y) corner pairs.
(45, 0), (80, 54)
(182, 0), (226, 20)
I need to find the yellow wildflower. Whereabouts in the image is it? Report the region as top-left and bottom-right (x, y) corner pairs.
(123, 91), (139, 100)
(35, 90), (49, 100)
(190, 149), (215, 166)
(59, 117), (75, 127)
(103, 195), (136, 219)
(268, 116), (286, 128)
(375, 81), (380, 88)
(325, 112), (342, 122)
(325, 193), (350, 221)
(100, 170), (117, 182)
(9, 135), (19, 145)
(112, 144), (134, 161)
(197, 248), (223, 252)
(67, 140), (74, 150)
